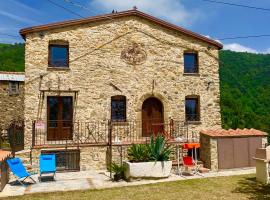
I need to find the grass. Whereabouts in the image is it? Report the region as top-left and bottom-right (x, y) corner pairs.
(5, 174), (270, 200)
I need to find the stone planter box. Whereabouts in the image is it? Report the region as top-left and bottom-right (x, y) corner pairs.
(124, 161), (172, 180)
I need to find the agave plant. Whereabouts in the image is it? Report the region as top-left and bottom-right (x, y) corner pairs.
(147, 134), (171, 161)
(127, 144), (150, 162)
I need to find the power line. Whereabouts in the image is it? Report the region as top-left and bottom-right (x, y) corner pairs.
(62, 0), (115, 22)
(217, 34), (270, 41)
(58, 0), (270, 42)
(201, 0), (270, 12)
(31, 0), (270, 43)
(46, 0), (86, 18)
(63, 0), (98, 15)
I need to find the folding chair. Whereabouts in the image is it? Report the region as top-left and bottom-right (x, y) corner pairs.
(7, 158), (36, 187)
(39, 154), (56, 181)
(181, 156), (203, 176)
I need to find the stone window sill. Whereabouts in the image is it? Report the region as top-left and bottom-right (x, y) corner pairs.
(47, 67), (70, 71)
(111, 121), (129, 126)
(183, 73), (200, 76)
(185, 121), (202, 125)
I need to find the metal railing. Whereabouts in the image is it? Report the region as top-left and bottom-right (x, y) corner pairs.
(32, 119), (189, 147)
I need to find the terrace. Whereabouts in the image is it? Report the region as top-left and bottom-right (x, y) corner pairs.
(0, 168), (257, 198)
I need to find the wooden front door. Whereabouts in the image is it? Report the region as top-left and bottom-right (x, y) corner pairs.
(47, 96), (73, 141)
(142, 97), (164, 137)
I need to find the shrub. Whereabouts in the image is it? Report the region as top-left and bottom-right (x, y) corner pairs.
(108, 163), (127, 181)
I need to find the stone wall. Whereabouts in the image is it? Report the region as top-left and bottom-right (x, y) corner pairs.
(200, 134), (218, 171)
(209, 138), (218, 171)
(0, 80), (24, 129)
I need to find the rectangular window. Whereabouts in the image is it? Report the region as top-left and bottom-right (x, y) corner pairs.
(9, 81), (19, 95)
(48, 44), (69, 68)
(184, 52), (198, 73)
(185, 97), (200, 121)
(47, 96), (73, 140)
(111, 96), (126, 122)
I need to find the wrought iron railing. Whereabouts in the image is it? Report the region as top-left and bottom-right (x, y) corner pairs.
(32, 119), (189, 147)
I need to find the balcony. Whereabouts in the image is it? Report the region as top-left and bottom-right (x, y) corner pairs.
(32, 120), (191, 148)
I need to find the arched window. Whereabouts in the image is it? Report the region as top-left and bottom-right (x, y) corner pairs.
(48, 40), (69, 68)
(185, 95), (200, 121)
(111, 95), (126, 122)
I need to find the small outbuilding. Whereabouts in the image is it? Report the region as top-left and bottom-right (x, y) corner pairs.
(200, 129), (268, 171)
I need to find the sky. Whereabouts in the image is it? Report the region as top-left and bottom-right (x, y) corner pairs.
(0, 0), (270, 53)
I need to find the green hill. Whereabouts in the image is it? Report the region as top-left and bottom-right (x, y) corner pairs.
(0, 43), (24, 71)
(220, 50), (270, 134)
(0, 43), (269, 135)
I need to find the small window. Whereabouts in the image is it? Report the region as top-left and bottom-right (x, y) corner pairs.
(9, 81), (19, 95)
(48, 44), (69, 68)
(111, 96), (126, 122)
(185, 96), (200, 121)
(184, 52), (198, 73)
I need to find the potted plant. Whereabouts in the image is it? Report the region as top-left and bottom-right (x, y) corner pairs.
(124, 135), (172, 180)
(108, 163), (127, 181)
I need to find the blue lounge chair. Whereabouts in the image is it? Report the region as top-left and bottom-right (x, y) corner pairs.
(6, 158), (36, 186)
(39, 154), (56, 181)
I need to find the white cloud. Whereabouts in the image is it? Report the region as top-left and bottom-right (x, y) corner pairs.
(90, 0), (201, 26)
(204, 35), (222, 45)
(7, 0), (41, 15)
(264, 48), (270, 54)
(223, 43), (258, 53)
(0, 10), (40, 25)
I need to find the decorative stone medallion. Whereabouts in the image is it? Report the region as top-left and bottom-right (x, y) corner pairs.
(121, 42), (147, 65)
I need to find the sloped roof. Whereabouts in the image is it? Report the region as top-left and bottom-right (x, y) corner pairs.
(200, 128), (267, 138)
(0, 71), (25, 82)
(19, 9), (222, 49)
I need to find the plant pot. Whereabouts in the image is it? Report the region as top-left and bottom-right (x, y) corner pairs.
(124, 161), (172, 180)
(113, 173), (123, 181)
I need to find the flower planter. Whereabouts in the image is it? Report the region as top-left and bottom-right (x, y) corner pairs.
(124, 161), (172, 180)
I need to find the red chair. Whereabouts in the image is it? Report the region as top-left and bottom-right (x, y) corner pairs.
(181, 156), (202, 176)
(183, 156), (194, 166)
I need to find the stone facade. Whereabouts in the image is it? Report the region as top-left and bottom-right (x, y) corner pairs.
(0, 78), (24, 129)
(23, 13), (222, 170)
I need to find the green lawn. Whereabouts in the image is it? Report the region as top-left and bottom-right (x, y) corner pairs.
(5, 174), (270, 200)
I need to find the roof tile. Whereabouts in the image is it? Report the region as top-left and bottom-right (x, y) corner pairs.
(200, 128), (267, 138)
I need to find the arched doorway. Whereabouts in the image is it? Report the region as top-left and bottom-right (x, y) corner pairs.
(142, 97), (164, 137)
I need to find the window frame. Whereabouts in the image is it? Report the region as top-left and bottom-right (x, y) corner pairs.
(48, 44), (69, 68)
(183, 52), (199, 74)
(111, 95), (127, 122)
(8, 81), (19, 95)
(185, 96), (200, 122)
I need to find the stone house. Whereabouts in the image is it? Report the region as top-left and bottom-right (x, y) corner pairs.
(20, 9), (223, 170)
(0, 71), (24, 129)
